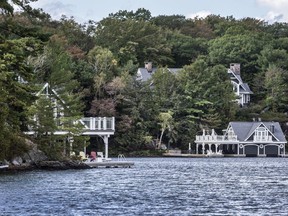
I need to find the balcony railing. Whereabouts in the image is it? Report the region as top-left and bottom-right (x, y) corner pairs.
(81, 117), (115, 131)
(253, 135), (272, 142)
(195, 135), (238, 142)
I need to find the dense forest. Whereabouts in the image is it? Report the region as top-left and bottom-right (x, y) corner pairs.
(1, 0), (288, 160)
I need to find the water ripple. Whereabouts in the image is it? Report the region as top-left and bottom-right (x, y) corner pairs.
(1, 157), (288, 215)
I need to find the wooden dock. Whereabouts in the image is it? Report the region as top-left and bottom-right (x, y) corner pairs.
(163, 153), (254, 158)
(163, 153), (206, 158)
(84, 161), (134, 168)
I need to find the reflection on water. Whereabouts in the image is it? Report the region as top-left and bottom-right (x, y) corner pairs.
(1, 157), (288, 215)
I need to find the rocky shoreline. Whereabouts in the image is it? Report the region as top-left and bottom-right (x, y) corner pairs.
(0, 140), (92, 172)
(0, 160), (92, 172)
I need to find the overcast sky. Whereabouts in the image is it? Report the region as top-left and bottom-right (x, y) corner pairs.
(29, 0), (288, 24)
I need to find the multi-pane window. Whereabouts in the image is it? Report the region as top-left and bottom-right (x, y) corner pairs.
(254, 127), (270, 141)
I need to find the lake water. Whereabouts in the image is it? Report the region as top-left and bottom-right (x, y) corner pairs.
(1, 157), (288, 215)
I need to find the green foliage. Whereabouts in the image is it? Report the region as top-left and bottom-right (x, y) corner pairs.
(157, 111), (174, 149)
(0, 0), (14, 15)
(264, 66), (288, 113)
(108, 8), (152, 21)
(173, 59), (237, 145)
(58, 16), (95, 53)
(168, 32), (208, 67)
(208, 33), (262, 68)
(152, 15), (186, 30)
(94, 17), (174, 66)
(2, 4), (288, 158)
(0, 18), (43, 160)
(151, 68), (178, 109)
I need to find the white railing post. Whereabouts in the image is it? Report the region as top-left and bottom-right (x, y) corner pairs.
(103, 117), (107, 130)
(98, 118), (101, 130)
(112, 117), (115, 131)
(90, 117), (93, 130)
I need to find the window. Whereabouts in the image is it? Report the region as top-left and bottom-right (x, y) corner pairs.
(227, 127), (235, 140)
(255, 127), (269, 141)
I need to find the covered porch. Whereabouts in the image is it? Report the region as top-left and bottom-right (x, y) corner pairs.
(195, 129), (239, 155)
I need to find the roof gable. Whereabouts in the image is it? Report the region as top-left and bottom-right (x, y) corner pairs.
(229, 121), (286, 142)
(244, 123), (278, 141)
(36, 83), (66, 105)
(228, 69), (243, 84)
(228, 69), (253, 94)
(229, 122), (254, 141)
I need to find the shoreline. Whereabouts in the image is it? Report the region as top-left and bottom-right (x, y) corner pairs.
(0, 160), (92, 173)
(162, 153), (288, 158)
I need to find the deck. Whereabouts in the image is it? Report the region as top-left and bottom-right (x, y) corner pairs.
(85, 161), (134, 168)
(25, 117), (115, 136)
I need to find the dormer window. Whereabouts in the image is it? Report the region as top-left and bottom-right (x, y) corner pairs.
(256, 127), (267, 137)
(254, 126), (272, 142)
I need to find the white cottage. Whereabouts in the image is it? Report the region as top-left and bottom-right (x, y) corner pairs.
(26, 83), (115, 159)
(195, 121), (286, 157)
(228, 63), (253, 106)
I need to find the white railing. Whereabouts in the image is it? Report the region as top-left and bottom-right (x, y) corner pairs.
(195, 135), (238, 142)
(253, 136), (272, 142)
(81, 117), (115, 131)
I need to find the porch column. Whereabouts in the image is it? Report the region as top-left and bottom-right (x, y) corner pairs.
(103, 135), (110, 159)
(202, 143), (205, 155)
(196, 144), (198, 154)
(208, 144), (211, 153)
(84, 140), (87, 155)
(215, 144), (218, 153)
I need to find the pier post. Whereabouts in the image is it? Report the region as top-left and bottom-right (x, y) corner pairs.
(104, 135), (109, 159)
(84, 140), (87, 155)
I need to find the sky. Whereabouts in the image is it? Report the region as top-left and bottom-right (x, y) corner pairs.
(29, 0), (288, 24)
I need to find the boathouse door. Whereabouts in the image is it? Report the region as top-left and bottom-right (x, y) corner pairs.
(244, 145), (259, 157)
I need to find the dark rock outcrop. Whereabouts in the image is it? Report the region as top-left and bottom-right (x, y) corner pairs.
(37, 160), (91, 170)
(1, 139), (91, 172)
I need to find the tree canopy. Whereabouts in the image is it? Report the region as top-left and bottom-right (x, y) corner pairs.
(1, 4), (288, 159)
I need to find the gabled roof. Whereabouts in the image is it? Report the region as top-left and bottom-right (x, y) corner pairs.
(136, 68), (181, 82)
(228, 121), (286, 142)
(240, 83), (252, 94)
(36, 83), (65, 104)
(228, 69), (253, 94)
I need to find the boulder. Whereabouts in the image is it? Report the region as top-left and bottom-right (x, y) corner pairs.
(12, 157), (23, 166)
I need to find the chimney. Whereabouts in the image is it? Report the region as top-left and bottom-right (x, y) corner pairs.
(145, 61), (153, 73)
(270, 124), (275, 133)
(230, 63), (241, 75)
